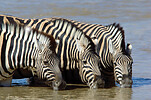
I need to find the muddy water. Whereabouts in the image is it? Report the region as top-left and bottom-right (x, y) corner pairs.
(0, 0), (151, 100)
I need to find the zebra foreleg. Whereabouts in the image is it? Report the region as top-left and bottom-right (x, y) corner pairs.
(0, 77), (12, 87)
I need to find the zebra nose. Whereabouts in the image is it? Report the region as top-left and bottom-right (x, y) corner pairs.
(121, 74), (133, 88)
(52, 80), (66, 90)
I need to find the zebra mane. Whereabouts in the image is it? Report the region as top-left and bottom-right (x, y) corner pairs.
(51, 18), (96, 52)
(0, 21), (57, 52)
(105, 23), (126, 53)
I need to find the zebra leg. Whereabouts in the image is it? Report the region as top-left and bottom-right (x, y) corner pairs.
(79, 62), (105, 89)
(0, 77), (12, 87)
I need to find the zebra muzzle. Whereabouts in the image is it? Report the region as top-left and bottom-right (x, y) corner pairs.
(52, 80), (66, 90)
(91, 75), (105, 89)
(120, 74), (133, 88)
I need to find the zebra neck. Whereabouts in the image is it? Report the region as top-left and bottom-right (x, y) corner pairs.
(105, 23), (125, 53)
(51, 19), (91, 70)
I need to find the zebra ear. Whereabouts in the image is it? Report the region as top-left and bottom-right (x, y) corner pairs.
(55, 38), (60, 46)
(26, 26), (42, 51)
(76, 39), (86, 53)
(91, 36), (99, 52)
(35, 38), (45, 52)
(109, 39), (117, 57)
(126, 43), (132, 55)
(34, 34), (47, 52)
(91, 36), (98, 46)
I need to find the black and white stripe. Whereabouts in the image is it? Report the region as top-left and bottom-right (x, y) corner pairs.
(64, 20), (133, 88)
(0, 15), (133, 88)
(56, 19), (133, 88)
(0, 21), (66, 90)
(106, 24), (133, 87)
(52, 19), (133, 88)
(50, 19), (103, 88)
(0, 15), (104, 89)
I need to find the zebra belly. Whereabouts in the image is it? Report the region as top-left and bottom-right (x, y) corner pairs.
(13, 68), (33, 79)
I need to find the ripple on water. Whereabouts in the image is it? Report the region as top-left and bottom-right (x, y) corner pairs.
(132, 77), (151, 88)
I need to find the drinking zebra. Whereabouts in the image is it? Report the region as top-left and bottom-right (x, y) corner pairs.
(39, 19), (104, 89)
(0, 15), (133, 88)
(0, 15), (104, 89)
(0, 21), (66, 90)
(56, 18), (133, 88)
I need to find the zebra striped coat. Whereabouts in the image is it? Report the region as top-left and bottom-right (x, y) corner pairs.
(0, 15), (133, 88)
(0, 21), (66, 90)
(70, 20), (133, 88)
(0, 15), (103, 89)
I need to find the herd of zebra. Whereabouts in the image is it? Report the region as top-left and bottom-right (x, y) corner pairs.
(0, 14), (133, 90)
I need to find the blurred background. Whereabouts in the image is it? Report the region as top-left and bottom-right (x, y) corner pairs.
(0, 0), (151, 99)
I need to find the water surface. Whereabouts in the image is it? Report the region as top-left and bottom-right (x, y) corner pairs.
(0, 0), (151, 100)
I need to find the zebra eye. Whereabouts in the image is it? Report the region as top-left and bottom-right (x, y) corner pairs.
(43, 61), (49, 65)
(83, 60), (87, 64)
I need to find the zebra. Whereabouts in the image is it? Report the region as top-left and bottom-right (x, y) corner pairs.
(0, 21), (66, 90)
(0, 15), (104, 89)
(35, 19), (104, 89)
(0, 15), (133, 88)
(103, 23), (133, 88)
(51, 18), (133, 88)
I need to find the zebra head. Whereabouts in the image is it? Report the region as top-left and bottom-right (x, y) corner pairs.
(32, 29), (66, 90)
(76, 33), (105, 89)
(109, 40), (133, 88)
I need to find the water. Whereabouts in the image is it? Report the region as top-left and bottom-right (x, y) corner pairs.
(0, 0), (151, 99)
